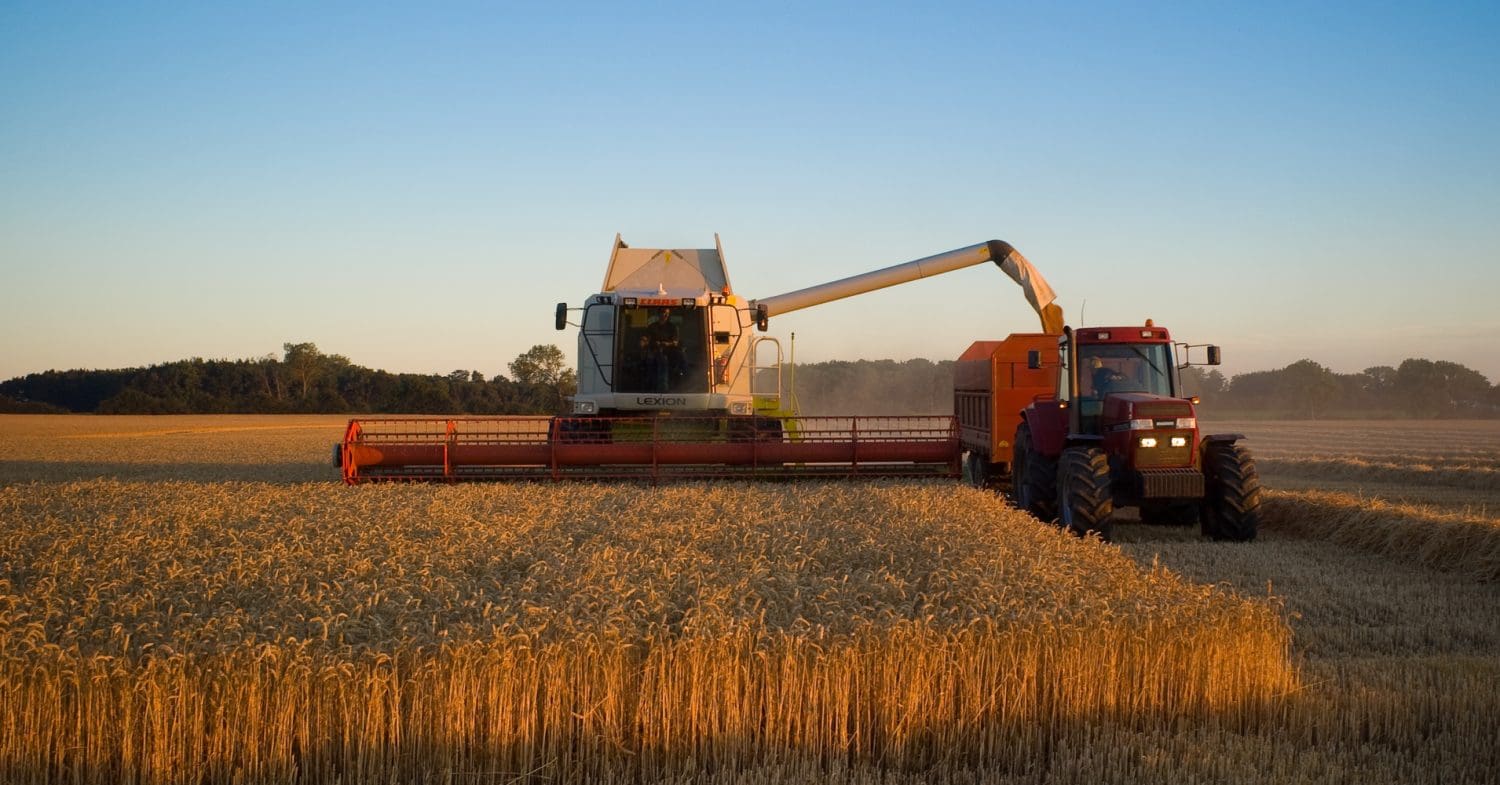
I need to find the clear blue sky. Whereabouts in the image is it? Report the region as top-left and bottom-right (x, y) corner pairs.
(3, 1), (1498, 382)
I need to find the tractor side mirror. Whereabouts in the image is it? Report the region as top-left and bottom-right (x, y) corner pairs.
(1027, 350), (1042, 370)
(1206, 345), (1221, 365)
(555, 303), (568, 331)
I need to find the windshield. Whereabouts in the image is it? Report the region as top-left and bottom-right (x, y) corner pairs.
(1078, 343), (1175, 398)
(615, 306), (708, 394)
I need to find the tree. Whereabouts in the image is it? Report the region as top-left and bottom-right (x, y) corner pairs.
(283, 342), (324, 399)
(1180, 367), (1227, 404)
(508, 345), (569, 386)
(1280, 359), (1341, 418)
(507, 345), (577, 414)
(1396, 358), (1494, 416)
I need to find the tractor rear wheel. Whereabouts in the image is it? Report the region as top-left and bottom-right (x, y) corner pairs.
(1201, 442), (1262, 542)
(1012, 424), (1056, 520)
(1140, 501), (1199, 526)
(1058, 446), (1114, 540)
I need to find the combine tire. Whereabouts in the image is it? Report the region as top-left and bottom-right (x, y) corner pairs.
(1012, 424), (1056, 520)
(753, 415), (784, 442)
(551, 416), (610, 444)
(1201, 442), (1261, 542)
(1057, 446), (1114, 540)
(1139, 501), (1199, 526)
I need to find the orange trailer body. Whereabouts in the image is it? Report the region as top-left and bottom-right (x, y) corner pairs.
(953, 334), (1059, 472)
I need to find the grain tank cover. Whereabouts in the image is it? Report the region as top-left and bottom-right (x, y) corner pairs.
(601, 233), (732, 294)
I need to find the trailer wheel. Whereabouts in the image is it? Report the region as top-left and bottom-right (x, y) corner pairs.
(964, 452), (987, 488)
(1057, 446), (1114, 541)
(1201, 442), (1261, 542)
(1012, 424), (1057, 521)
(1140, 501), (1199, 526)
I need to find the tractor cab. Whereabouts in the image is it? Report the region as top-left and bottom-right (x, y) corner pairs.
(1062, 324), (1185, 437)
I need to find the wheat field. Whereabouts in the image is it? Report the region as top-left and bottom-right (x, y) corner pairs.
(2, 415), (1498, 783)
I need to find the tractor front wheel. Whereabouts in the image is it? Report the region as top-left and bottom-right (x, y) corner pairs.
(1012, 424), (1057, 521)
(1201, 442), (1262, 541)
(1057, 446), (1114, 541)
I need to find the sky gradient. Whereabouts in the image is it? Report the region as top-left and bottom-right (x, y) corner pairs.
(3, 1), (1498, 382)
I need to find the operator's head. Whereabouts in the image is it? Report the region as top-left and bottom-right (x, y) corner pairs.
(1089, 357), (1104, 370)
(657, 308), (671, 321)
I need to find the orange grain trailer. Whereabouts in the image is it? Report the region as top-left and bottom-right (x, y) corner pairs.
(954, 334), (1060, 486)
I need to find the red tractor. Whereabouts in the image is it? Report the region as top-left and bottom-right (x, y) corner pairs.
(955, 321), (1261, 542)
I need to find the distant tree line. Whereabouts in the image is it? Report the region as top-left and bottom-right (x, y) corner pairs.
(0, 343), (577, 415)
(1180, 358), (1500, 418)
(4, 345), (1496, 419)
(785, 357), (1500, 419)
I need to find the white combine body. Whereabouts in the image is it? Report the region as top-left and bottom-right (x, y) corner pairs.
(560, 235), (1061, 418)
(564, 234), (772, 417)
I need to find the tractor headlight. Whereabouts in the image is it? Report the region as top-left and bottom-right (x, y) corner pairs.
(1139, 437), (1158, 448)
(572, 400), (597, 414)
(729, 401), (752, 415)
(1176, 417), (1197, 429)
(1170, 436), (1188, 447)
(1126, 419), (1153, 430)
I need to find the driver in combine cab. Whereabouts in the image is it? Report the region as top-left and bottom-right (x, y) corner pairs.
(647, 308), (683, 391)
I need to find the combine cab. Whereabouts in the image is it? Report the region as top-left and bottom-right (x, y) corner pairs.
(338, 236), (1060, 483)
(956, 322), (1261, 542)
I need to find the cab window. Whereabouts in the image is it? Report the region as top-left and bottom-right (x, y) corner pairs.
(615, 306), (708, 394)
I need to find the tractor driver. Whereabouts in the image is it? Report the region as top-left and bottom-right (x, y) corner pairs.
(647, 308), (683, 391)
(1089, 356), (1130, 396)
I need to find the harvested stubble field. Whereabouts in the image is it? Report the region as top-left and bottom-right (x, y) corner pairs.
(2, 415), (1498, 784)
(1209, 419), (1500, 578)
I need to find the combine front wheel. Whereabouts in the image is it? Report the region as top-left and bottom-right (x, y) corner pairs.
(1057, 446), (1114, 541)
(1201, 442), (1261, 542)
(1012, 425), (1057, 520)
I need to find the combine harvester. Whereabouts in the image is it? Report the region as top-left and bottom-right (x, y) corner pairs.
(338, 237), (1060, 483)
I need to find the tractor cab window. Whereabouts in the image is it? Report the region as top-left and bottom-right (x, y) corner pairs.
(1078, 344), (1174, 398)
(1075, 343), (1173, 432)
(616, 306), (708, 394)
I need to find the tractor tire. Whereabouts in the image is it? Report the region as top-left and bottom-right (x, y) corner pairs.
(1139, 501), (1199, 526)
(1012, 424), (1056, 521)
(1057, 446), (1114, 541)
(1201, 442), (1262, 542)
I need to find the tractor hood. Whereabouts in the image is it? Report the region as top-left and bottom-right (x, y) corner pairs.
(1099, 393), (1197, 429)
